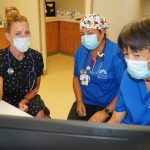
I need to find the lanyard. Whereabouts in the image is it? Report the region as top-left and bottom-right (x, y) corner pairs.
(28, 50), (37, 91)
(81, 50), (104, 75)
(82, 51), (90, 70)
(90, 59), (103, 75)
(7, 48), (37, 91)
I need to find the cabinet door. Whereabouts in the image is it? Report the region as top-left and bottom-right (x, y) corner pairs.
(46, 22), (59, 55)
(72, 23), (81, 54)
(59, 22), (81, 55)
(0, 28), (10, 49)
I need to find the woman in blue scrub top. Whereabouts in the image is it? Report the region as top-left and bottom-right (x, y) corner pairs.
(67, 14), (126, 122)
(108, 19), (150, 126)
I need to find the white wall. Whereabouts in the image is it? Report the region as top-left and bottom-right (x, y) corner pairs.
(85, 0), (93, 15)
(93, 0), (142, 42)
(39, 0), (47, 72)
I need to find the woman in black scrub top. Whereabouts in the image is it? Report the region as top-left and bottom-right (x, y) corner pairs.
(0, 7), (50, 118)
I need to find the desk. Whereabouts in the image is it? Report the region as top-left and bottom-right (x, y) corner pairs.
(0, 100), (32, 117)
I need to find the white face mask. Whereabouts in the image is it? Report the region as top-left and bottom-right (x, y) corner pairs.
(126, 59), (150, 79)
(81, 34), (100, 50)
(13, 38), (30, 53)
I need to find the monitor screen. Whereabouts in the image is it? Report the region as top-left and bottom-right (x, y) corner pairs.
(0, 115), (150, 150)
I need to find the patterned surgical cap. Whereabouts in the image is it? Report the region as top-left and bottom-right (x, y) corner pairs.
(80, 14), (109, 32)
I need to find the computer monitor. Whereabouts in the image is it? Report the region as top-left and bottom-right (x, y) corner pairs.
(0, 115), (150, 150)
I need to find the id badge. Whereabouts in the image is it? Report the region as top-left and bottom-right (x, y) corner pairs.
(80, 74), (90, 86)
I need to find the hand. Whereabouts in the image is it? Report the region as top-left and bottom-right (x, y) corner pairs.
(76, 101), (86, 117)
(88, 110), (108, 123)
(18, 99), (29, 112)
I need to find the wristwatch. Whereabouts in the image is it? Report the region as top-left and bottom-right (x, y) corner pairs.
(104, 107), (112, 116)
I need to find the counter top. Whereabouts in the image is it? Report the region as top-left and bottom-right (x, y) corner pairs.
(46, 16), (81, 23)
(0, 25), (4, 28)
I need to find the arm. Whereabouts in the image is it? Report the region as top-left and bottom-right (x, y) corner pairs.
(24, 50), (44, 99)
(108, 85), (127, 124)
(73, 76), (86, 117)
(18, 77), (41, 112)
(89, 96), (117, 122)
(108, 111), (126, 124)
(89, 52), (126, 123)
(106, 95), (117, 113)
(0, 77), (3, 99)
(23, 77), (41, 100)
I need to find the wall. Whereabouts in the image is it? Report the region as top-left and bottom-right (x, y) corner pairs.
(142, 0), (150, 17)
(85, 0), (93, 15)
(0, 0), (41, 51)
(39, 0), (47, 72)
(93, 0), (142, 42)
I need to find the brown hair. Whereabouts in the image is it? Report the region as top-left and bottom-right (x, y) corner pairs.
(5, 6), (20, 18)
(4, 6), (29, 33)
(118, 19), (150, 52)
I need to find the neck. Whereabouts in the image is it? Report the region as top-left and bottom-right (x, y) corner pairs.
(10, 45), (24, 61)
(95, 38), (106, 54)
(92, 38), (106, 61)
(145, 77), (150, 82)
(144, 79), (150, 91)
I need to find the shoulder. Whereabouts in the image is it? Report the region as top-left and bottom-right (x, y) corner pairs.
(74, 44), (88, 58)
(75, 44), (87, 53)
(105, 39), (125, 66)
(120, 70), (134, 89)
(121, 70), (129, 80)
(105, 38), (122, 54)
(27, 48), (44, 74)
(0, 47), (9, 61)
(27, 48), (43, 61)
(0, 47), (9, 55)
(28, 48), (42, 57)
(106, 38), (118, 47)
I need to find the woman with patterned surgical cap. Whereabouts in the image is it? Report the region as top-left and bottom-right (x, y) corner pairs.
(67, 14), (126, 122)
(0, 7), (50, 118)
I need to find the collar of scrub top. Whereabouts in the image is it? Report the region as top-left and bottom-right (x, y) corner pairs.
(81, 49), (104, 75)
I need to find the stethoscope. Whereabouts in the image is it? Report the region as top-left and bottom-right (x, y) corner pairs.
(7, 48), (37, 91)
(80, 50), (104, 75)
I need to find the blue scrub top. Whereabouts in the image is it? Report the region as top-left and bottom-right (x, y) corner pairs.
(74, 38), (126, 107)
(115, 71), (150, 125)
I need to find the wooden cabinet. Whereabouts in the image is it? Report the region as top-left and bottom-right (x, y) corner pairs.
(46, 21), (81, 55)
(59, 21), (81, 55)
(46, 21), (59, 55)
(0, 28), (10, 49)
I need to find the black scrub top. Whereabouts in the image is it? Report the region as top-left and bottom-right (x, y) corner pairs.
(0, 47), (44, 108)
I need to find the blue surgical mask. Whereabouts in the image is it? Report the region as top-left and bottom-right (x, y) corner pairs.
(81, 34), (100, 50)
(126, 59), (150, 79)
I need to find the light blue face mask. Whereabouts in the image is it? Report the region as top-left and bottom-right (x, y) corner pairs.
(81, 34), (100, 50)
(126, 59), (150, 79)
